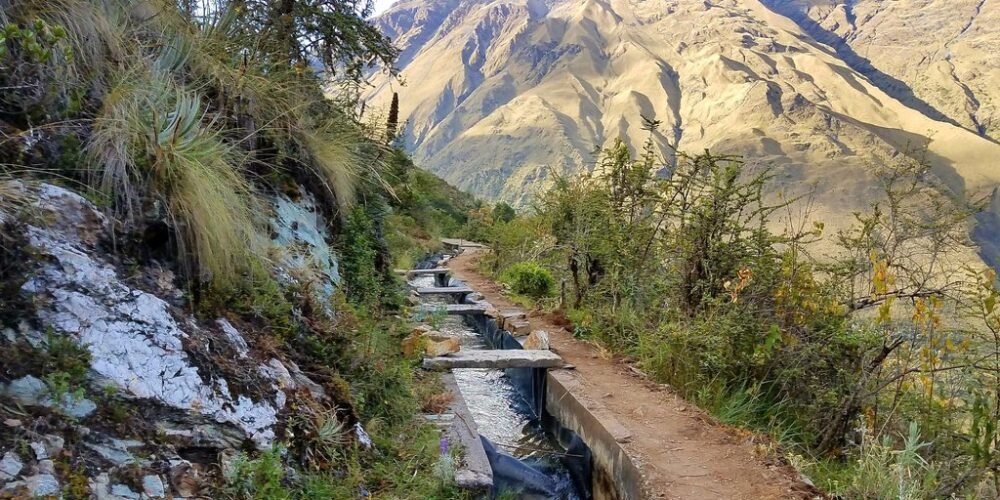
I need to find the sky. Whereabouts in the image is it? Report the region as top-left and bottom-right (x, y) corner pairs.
(373, 0), (395, 15)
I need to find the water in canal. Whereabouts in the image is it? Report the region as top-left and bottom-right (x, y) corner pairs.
(412, 275), (584, 499)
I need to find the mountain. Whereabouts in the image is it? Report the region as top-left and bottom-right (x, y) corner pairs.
(762, 0), (998, 140)
(365, 0), (1000, 230)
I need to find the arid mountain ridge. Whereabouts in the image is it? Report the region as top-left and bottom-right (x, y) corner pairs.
(366, 0), (999, 254)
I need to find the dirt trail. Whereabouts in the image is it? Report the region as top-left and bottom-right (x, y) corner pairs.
(448, 249), (817, 499)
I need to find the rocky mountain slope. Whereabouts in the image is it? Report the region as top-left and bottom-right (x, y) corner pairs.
(366, 0), (1000, 230)
(762, 0), (998, 140)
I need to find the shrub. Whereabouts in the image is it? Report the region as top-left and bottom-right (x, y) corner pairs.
(501, 262), (555, 299)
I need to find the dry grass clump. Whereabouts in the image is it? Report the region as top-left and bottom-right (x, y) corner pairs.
(89, 70), (263, 285)
(0, 176), (31, 219)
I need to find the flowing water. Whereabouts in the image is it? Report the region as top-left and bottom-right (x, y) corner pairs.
(412, 275), (583, 499)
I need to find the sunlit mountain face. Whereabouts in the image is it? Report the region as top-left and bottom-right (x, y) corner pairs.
(366, 0), (999, 257)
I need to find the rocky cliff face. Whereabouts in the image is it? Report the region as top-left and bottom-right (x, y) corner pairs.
(367, 0), (1000, 223)
(0, 183), (356, 498)
(760, 0), (998, 140)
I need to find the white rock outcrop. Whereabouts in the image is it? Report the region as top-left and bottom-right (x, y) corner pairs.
(17, 185), (292, 448)
(272, 187), (341, 314)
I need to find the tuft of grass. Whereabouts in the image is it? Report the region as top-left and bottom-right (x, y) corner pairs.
(0, 177), (30, 218)
(88, 70), (264, 286)
(295, 126), (365, 213)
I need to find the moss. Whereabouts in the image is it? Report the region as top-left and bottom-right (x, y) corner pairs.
(56, 460), (92, 499)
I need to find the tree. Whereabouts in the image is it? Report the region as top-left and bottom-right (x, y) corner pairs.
(212, 0), (397, 81)
(491, 201), (515, 224)
(385, 91), (399, 143)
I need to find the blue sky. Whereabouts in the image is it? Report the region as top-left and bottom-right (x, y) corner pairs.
(373, 0), (395, 15)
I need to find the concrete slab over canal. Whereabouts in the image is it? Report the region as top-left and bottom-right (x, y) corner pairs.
(416, 304), (488, 316)
(423, 350), (564, 370)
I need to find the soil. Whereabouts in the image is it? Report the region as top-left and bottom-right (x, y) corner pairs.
(448, 249), (821, 500)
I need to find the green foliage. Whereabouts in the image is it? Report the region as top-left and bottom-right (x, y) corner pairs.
(339, 207), (386, 306)
(201, 269), (296, 337)
(230, 0), (398, 81)
(383, 148), (480, 268)
(830, 423), (939, 500)
(491, 201), (516, 224)
(501, 261), (555, 299)
(466, 119), (999, 496)
(88, 70), (264, 287)
(223, 447), (292, 499)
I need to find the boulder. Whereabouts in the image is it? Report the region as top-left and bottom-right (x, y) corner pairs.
(1, 473), (60, 497)
(142, 475), (166, 498)
(0, 452), (23, 482)
(425, 337), (461, 357)
(523, 330), (550, 350)
(498, 310), (527, 330)
(509, 320), (532, 336)
(2, 375), (48, 406)
(401, 332), (426, 357)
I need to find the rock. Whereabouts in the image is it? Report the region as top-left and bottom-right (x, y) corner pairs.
(42, 435), (65, 457)
(261, 358), (296, 390)
(2, 419), (21, 428)
(498, 309), (527, 330)
(3, 375), (48, 406)
(90, 473), (113, 500)
(110, 483), (141, 498)
(156, 421), (244, 450)
(59, 393), (97, 419)
(424, 337), (461, 357)
(523, 330), (550, 350)
(84, 438), (143, 466)
(484, 306), (499, 319)
(36, 460), (56, 475)
(355, 422), (374, 450)
(401, 332), (425, 358)
(0, 452), (24, 481)
(30, 442), (48, 460)
(217, 318), (250, 358)
(406, 294), (421, 306)
(287, 361), (327, 400)
(142, 475), (166, 498)
(219, 449), (240, 480)
(21, 184), (284, 448)
(410, 324), (433, 336)
(468, 292), (486, 302)
(2, 473), (60, 497)
(271, 188), (341, 314)
(509, 320), (532, 336)
(169, 459), (202, 497)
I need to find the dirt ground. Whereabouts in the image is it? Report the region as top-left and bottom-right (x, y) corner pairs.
(448, 249), (820, 499)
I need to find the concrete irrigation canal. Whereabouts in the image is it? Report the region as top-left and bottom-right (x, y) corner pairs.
(406, 250), (643, 500)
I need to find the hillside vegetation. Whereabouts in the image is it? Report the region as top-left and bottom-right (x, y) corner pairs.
(0, 0), (473, 497)
(475, 122), (1000, 498)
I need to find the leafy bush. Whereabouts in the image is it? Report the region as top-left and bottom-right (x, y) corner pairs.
(501, 262), (555, 299)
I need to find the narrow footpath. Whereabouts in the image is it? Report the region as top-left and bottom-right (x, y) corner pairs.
(448, 249), (818, 499)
